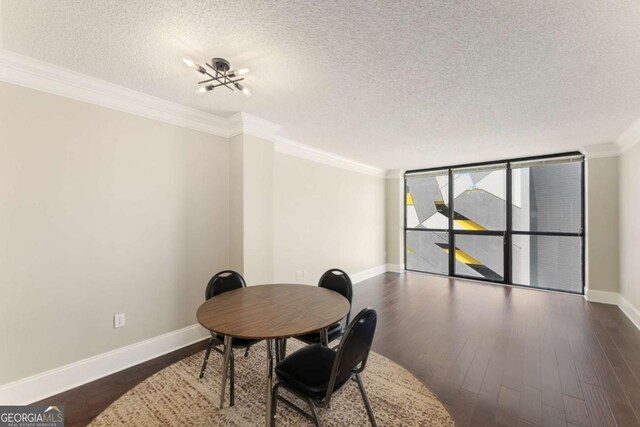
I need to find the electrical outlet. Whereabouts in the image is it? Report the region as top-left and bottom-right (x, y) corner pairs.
(114, 313), (126, 328)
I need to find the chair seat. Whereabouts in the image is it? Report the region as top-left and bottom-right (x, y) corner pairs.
(275, 343), (349, 400)
(212, 333), (257, 348)
(295, 322), (343, 345)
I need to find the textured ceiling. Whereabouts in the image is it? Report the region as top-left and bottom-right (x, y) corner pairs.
(2, 0), (640, 170)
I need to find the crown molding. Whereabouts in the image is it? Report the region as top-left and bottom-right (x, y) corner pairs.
(227, 112), (281, 141)
(0, 49), (235, 137)
(385, 169), (404, 179)
(581, 142), (621, 159)
(616, 116), (640, 154)
(0, 49), (279, 144)
(582, 115), (640, 159)
(0, 49), (286, 142)
(0, 50), (382, 175)
(274, 137), (386, 177)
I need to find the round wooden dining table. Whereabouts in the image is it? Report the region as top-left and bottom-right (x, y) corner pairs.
(196, 283), (350, 426)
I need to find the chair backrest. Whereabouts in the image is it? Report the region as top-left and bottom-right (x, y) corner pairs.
(205, 270), (246, 300)
(319, 268), (353, 323)
(326, 308), (377, 401)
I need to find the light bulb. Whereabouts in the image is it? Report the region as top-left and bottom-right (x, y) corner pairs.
(242, 87), (252, 97)
(228, 68), (249, 78)
(182, 56), (195, 68)
(196, 85), (214, 95)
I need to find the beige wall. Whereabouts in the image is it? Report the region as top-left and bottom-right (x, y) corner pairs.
(241, 134), (274, 284)
(227, 134), (274, 284)
(228, 134), (244, 273)
(273, 153), (386, 284)
(2, 76), (637, 391)
(619, 143), (640, 311)
(586, 157), (619, 293)
(385, 175), (404, 266)
(0, 82), (230, 384)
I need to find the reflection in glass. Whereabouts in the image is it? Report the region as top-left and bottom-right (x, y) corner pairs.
(452, 167), (506, 231)
(404, 155), (583, 294)
(406, 230), (449, 274)
(512, 162), (581, 233)
(406, 172), (449, 229)
(512, 235), (582, 292)
(453, 234), (504, 281)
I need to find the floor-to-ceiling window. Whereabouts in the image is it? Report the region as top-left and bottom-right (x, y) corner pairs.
(405, 152), (584, 294)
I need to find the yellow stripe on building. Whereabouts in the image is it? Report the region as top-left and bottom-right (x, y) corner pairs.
(438, 246), (482, 265)
(454, 219), (486, 231)
(454, 249), (482, 265)
(406, 192), (414, 205)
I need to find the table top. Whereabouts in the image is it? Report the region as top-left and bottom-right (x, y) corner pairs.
(196, 283), (350, 340)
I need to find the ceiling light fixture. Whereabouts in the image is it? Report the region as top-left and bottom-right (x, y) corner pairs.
(183, 56), (251, 97)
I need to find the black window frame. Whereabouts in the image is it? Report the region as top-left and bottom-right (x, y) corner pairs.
(404, 151), (585, 295)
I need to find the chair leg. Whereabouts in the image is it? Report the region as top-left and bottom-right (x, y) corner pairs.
(273, 384), (321, 426)
(230, 350), (235, 407)
(199, 338), (214, 379)
(244, 346), (250, 358)
(355, 373), (377, 427)
(280, 339), (287, 359)
(306, 397), (321, 427)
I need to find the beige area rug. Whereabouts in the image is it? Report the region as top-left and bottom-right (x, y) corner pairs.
(90, 340), (454, 426)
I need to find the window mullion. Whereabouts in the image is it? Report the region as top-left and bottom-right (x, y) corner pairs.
(448, 168), (454, 277)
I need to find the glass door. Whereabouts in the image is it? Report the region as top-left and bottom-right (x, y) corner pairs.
(405, 170), (450, 275)
(451, 164), (507, 282)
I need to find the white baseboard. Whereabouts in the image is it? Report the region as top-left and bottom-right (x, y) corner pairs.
(350, 264), (388, 284)
(349, 263), (405, 283)
(385, 263), (405, 273)
(3, 265), (394, 404)
(620, 296), (640, 331)
(0, 324), (209, 405)
(584, 289), (620, 305)
(584, 289), (640, 331)
(6, 275), (635, 407)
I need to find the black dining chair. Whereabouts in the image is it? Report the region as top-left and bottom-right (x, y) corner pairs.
(198, 270), (258, 406)
(271, 308), (378, 427)
(294, 269), (353, 346)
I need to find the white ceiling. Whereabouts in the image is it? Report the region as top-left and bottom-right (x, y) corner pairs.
(2, 1), (640, 170)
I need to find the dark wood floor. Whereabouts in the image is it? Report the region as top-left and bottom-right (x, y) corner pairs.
(36, 272), (640, 426)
